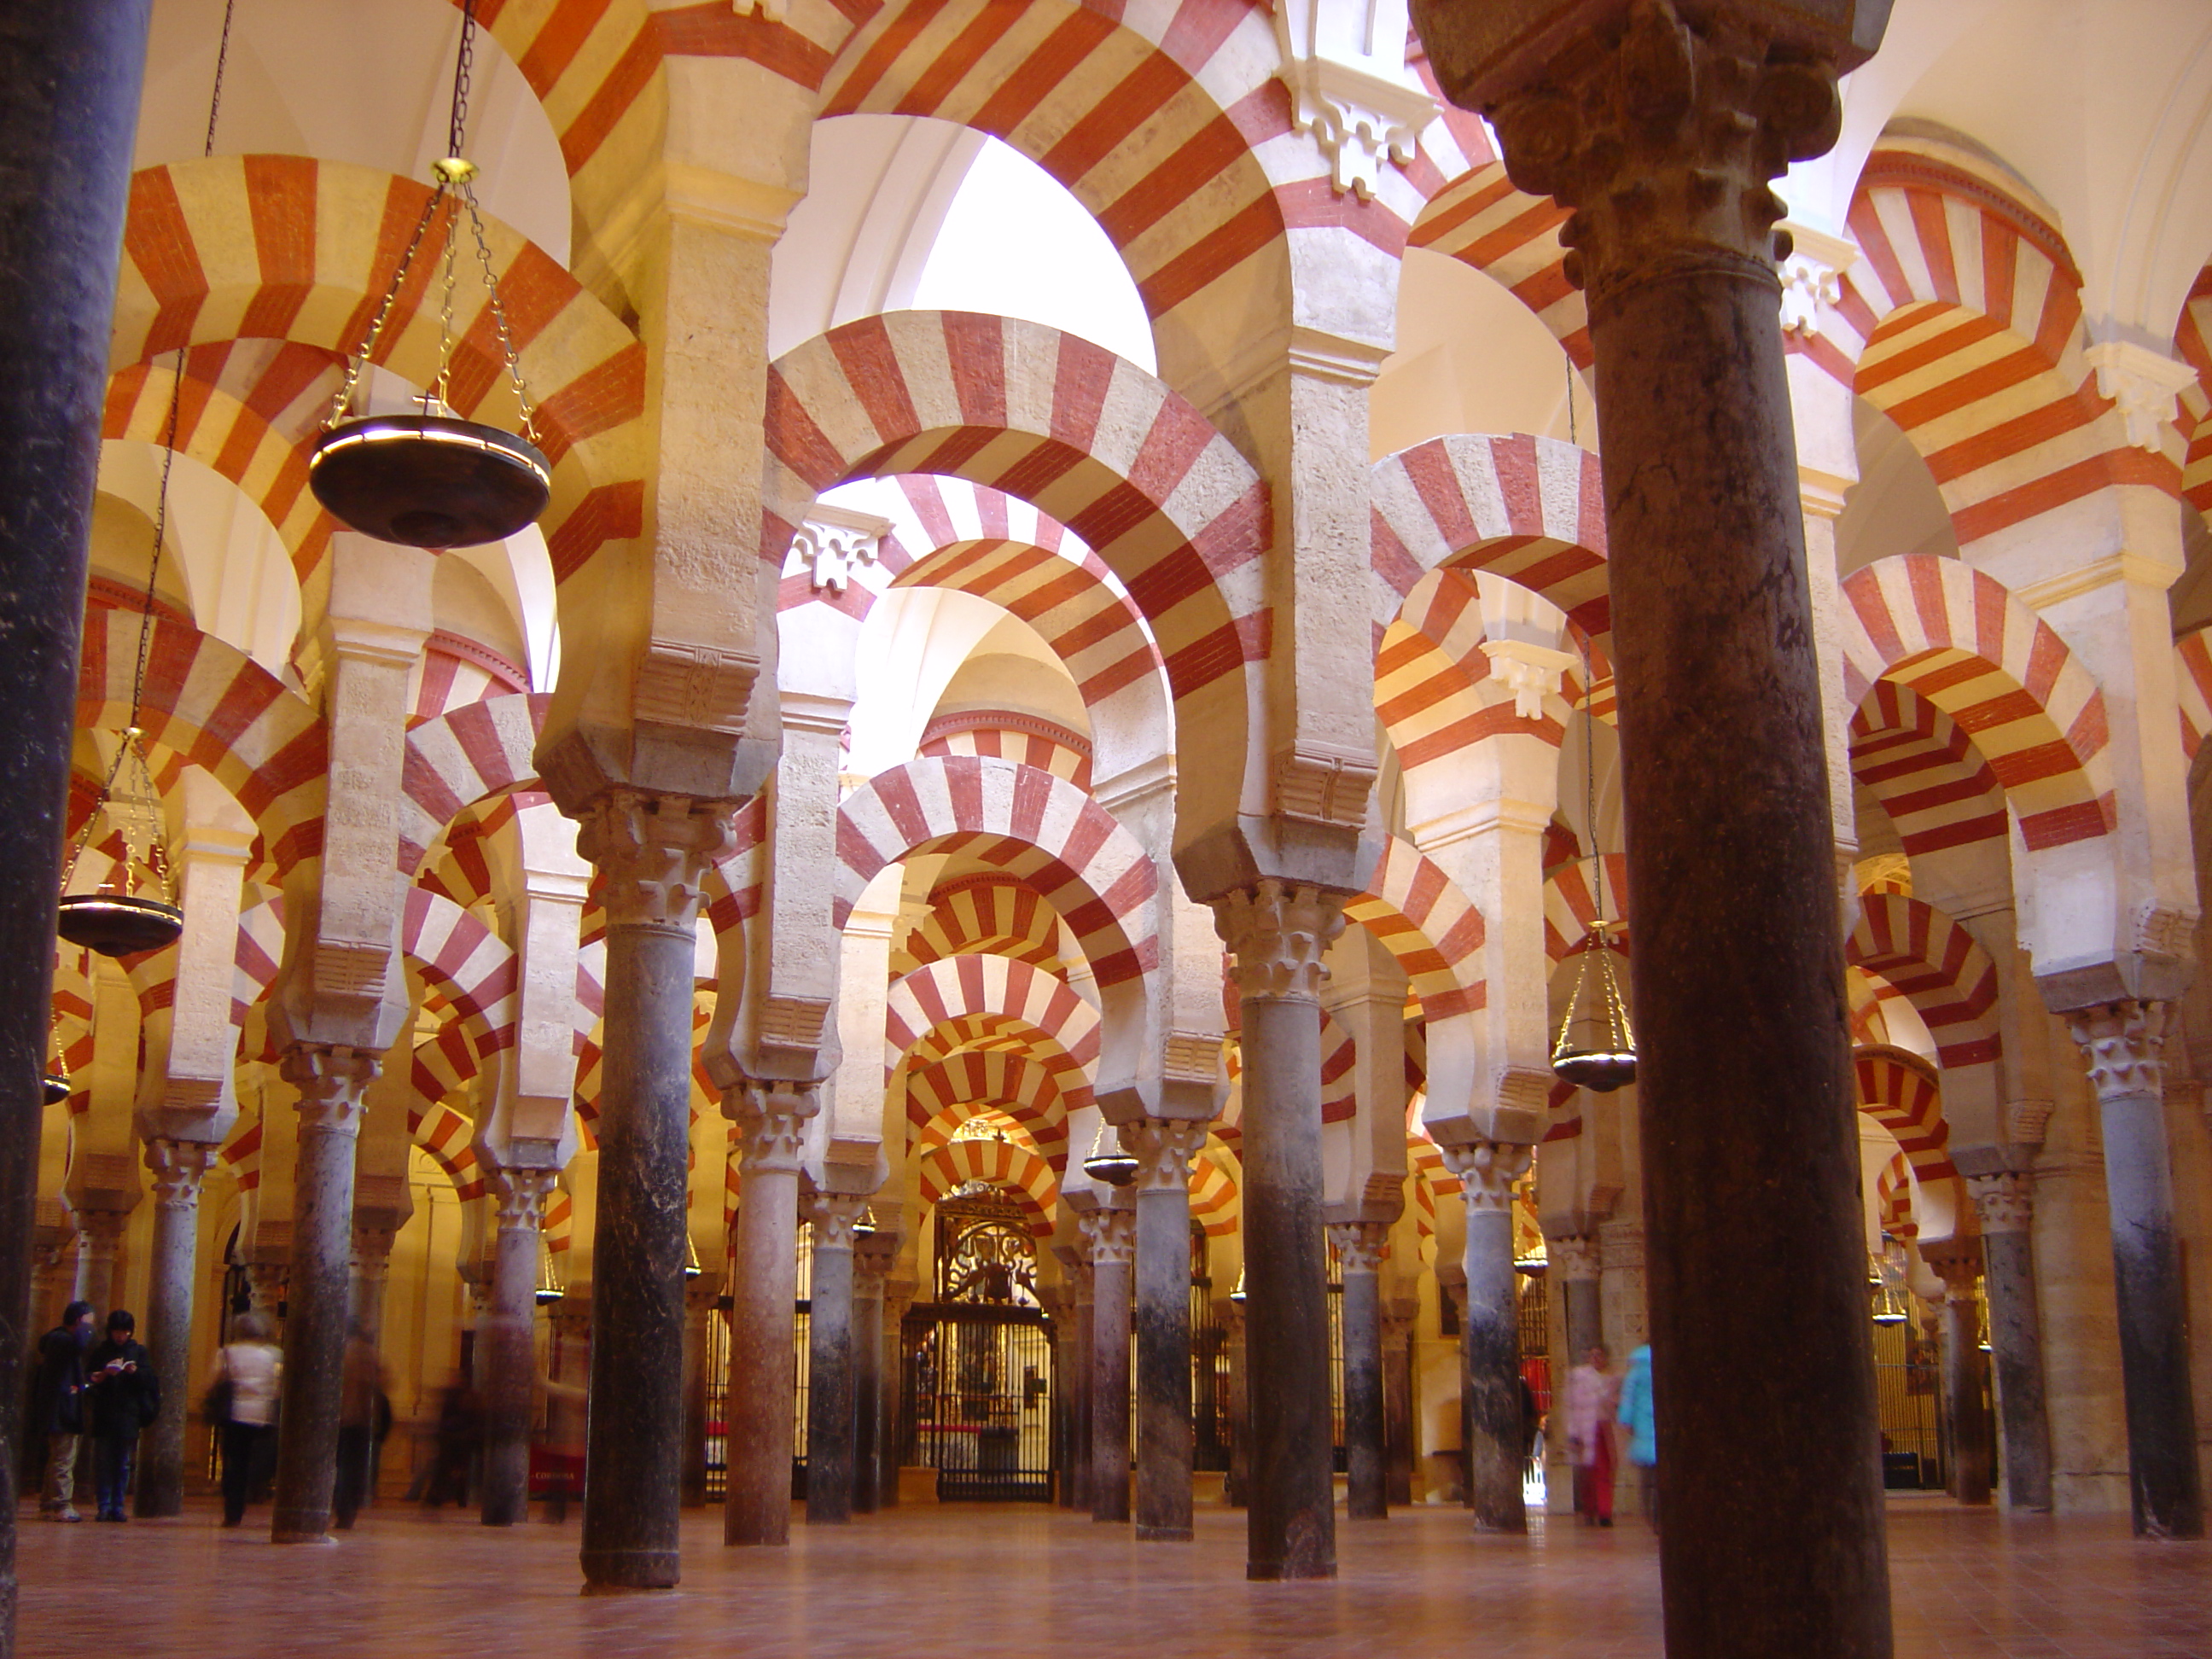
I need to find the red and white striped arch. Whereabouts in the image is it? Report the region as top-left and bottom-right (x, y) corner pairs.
(1545, 855), (1630, 963)
(1828, 155), (2170, 549)
(416, 798), (523, 915)
(836, 754), (1157, 987)
(905, 1051), (1074, 1170)
(79, 610), (323, 878)
(400, 694), (550, 876)
(920, 713), (1093, 792)
(2176, 626), (2212, 763)
(1371, 434), (1609, 646)
(1377, 569), (1573, 780)
(401, 888), (517, 1063)
(1345, 835), (1485, 1024)
(917, 1134), (1059, 1238)
(1840, 556), (2111, 850)
(1854, 1045), (1961, 1238)
(1406, 163), (1586, 366)
(1850, 680), (2009, 860)
(887, 953), (1100, 1086)
(1847, 898), (2000, 1073)
(114, 157), (645, 591)
(899, 873), (1069, 976)
(1189, 1149), (1238, 1237)
(767, 311), (1266, 836)
(1874, 1150), (1916, 1240)
(2175, 265), (2212, 518)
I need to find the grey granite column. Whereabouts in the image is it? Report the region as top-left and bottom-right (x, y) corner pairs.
(1328, 1221), (1389, 1521)
(681, 1282), (711, 1508)
(1129, 1120), (1208, 1540)
(575, 792), (731, 1590)
(882, 1280), (915, 1508)
(2064, 1001), (2202, 1537)
(1214, 882), (1347, 1579)
(1410, 4), (1896, 1645)
(1552, 1232), (1602, 1366)
(1967, 1172), (2052, 1511)
(1083, 1207), (1136, 1523)
(1446, 1141), (1534, 1532)
(1382, 1301), (1417, 1507)
(1060, 1260), (1092, 1511)
(71, 1209), (127, 1322)
(1923, 1239), (1992, 1506)
(0, 5), (153, 1645)
(853, 1231), (893, 1515)
(805, 1192), (867, 1524)
(724, 1084), (810, 1545)
(135, 1139), (214, 1517)
(271, 1045), (376, 1543)
(481, 1168), (555, 1527)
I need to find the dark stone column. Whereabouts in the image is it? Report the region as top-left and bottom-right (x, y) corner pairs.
(1923, 1240), (1992, 1506)
(1967, 1172), (2052, 1511)
(1214, 882), (1346, 1580)
(1058, 1260), (1092, 1511)
(1224, 1296), (1249, 1509)
(0, 7), (153, 1641)
(1552, 1232), (1603, 1366)
(805, 1192), (865, 1525)
(1130, 1120), (1207, 1540)
(2063, 1002), (2203, 1537)
(1382, 1301), (1416, 1507)
(136, 1140), (214, 1518)
(853, 1233), (894, 1515)
(723, 1084), (809, 1546)
(1329, 1222), (1388, 1520)
(574, 793), (732, 1590)
(1446, 1141), (1533, 1532)
(1083, 1206), (1135, 1523)
(1411, 3), (1895, 1648)
(271, 1046), (376, 1542)
(681, 1281), (713, 1508)
(882, 1283), (914, 1508)
(481, 1169), (555, 1526)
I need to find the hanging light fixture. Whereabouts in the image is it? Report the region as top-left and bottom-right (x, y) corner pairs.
(1081, 1119), (1138, 1187)
(853, 1206), (878, 1239)
(42, 1015), (71, 1108)
(1228, 1266), (1248, 1306)
(307, 0), (549, 549)
(1869, 1254), (1909, 1326)
(1551, 647), (1636, 1092)
(683, 1232), (703, 1281)
(535, 1232), (566, 1305)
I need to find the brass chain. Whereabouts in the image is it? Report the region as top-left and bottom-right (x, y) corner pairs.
(463, 182), (538, 443)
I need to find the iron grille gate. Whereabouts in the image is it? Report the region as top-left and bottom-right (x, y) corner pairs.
(900, 1303), (1055, 1500)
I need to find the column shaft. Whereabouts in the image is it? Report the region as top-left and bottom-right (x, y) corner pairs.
(72, 1214), (125, 1324)
(481, 1173), (551, 1527)
(805, 1196), (864, 1524)
(682, 1289), (711, 1508)
(271, 1048), (373, 1543)
(1970, 1173), (2051, 1511)
(725, 1091), (806, 1545)
(136, 1141), (212, 1517)
(1086, 1210), (1134, 1523)
(1330, 1222), (1388, 1521)
(1131, 1121), (1204, 1540)
(1062, 1274), (1092, 1511)
(1451, 1144), (1532, 1533)
(881, 1290), (912, 1508)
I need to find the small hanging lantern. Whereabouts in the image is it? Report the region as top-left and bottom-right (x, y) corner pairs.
(1551, 922), (1636, 1092)
(1081, 1119), (1138, 1188)
(42, 1017), (71, 1108)
(853, 1206), (878, 1239)
(535, 1232), (566, 1305)
(683, 1231), (703, 1281)
(58, 728), (183, 958)
(1228, 1267), (1248, 1306)
(1869, 1252), (1908, 1326)
(307, 3), (549, 550)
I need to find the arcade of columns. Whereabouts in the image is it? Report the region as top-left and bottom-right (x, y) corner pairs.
(5, 3), (2212, 1657)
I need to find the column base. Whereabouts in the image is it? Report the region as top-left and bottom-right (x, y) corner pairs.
(1245, 1560), (1336, 1582)
(579, 1550), (681, 1591)
(1135, 1523), (1192, 1542)
(270, 1522), (335, 1545)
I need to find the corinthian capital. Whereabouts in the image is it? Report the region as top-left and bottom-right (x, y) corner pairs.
(575, 789), (733, 933)
(1123, 1119), (1210, 1193)
(1439, 1138), (1533, 1214)
(1435, 0), (1862, 312)
(281, 1043), (378, 1133)
(1214, 880), (1347, 1003)
(1966, 1171), (2034, 1236)
(1327, 1220), (1389, 1275)
(806, 1191), (870, 1251)
(492, 1167), (560, 1232)
(143, 1138), (216, 1210)
(1077, 1208), (1136, 1268)
(1546, 1231), (1601, 1281)
(2064, 999), (2169, 1100)
(730, 1080), (818, 1175)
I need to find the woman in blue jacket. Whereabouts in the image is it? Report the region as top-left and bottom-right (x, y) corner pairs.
(1617, 1342), (1657, 1528)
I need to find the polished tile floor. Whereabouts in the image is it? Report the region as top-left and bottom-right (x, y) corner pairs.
(18, 1496), (2212, 1657)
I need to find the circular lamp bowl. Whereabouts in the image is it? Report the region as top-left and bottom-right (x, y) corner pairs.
(1552, 1049), (1637, 1093)
(58, 894), (183, 958)
(41, 1075), (70, 1108)
(534, 1287), (565, 1306)
(309, 415), (550, 548)
(1083, 1152), (1139, 1188)
(1871, 1311), (1907, 1327)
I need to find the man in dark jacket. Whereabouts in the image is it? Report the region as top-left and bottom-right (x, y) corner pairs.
(31, 1301), (95, 1522)
(84, 1310), (158, 1522)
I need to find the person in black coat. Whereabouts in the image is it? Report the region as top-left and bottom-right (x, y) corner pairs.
(84, 1310), (159, 1522)
(30, 1301), (95, 1521)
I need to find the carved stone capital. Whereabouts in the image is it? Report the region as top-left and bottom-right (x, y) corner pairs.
(1966, 1170), (2034, 1236)
(854, 1232), (897, 1290)
(351, 1224), (399, 1279)
(143, 1138), (216, 1211)
(730, 1080), (818, 1175)
(806, 1191), (870, 1252)
(1328, 1220), (1389, 1275)
(281, 1044), (378, 1134)
(1122, 1119), (1210, 1193)
(1472, 1), (1851, 316)
(75, 1208), (131, 1253)
(492, 1167), (560, 1232)
(1214, 880), (1347, 1004)
(2084, 340), (2197, 452)
(575, 789), (732, 934)
(1439, 1138), (1534, 1214)
(1921, 1240), (1983, 1303)
(2064, 998), (2169, 1100)
(1546, 1230), (1601, 1282)
(1077, 1208), (1136, 1268)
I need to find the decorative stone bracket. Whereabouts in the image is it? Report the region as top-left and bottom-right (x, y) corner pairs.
(1274, 0), (1439, 199)
(792, 503), (892, 597)
(2084, 340), (2197, 452)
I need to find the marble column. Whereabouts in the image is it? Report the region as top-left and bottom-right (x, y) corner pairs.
(71, 1208), (129, 1321)
(1551, 1232), (1602, 1366)
(1214, 882), (1347, 1579)
(1082, 1206), (1136, 1524)
(681, 1283), (713, 1509)
(575, 791), (731, 1589)
(1412, 6), (1895, 1643)
(1445, 1140), (1534, 1532)
(881, 1280), (916, 1508)
(853, 1231), (894, 1516)
(348, 1223), (399, 1346)
(1060, 1260), (1093, 1511)
(805, 1192), (867, 1525)
(2064, 1001), (2203, 1537)
(482, 1167), (556, 1527)
(270, 1045), (377, 1543)
(1128, 1119), (1208, 1541)
(1329, 1221), (1389, 1521)
(1223, 1297), (1249, 1509)
(1923, 1240), (1993, 1505)
(1968, 1171), (2052, 1511)
(724, 1083), (811, 1546)
(1382, 1301), (1417, 1506)
(0, 8), (152, 1645)
(135, 1139), (214, 1517)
